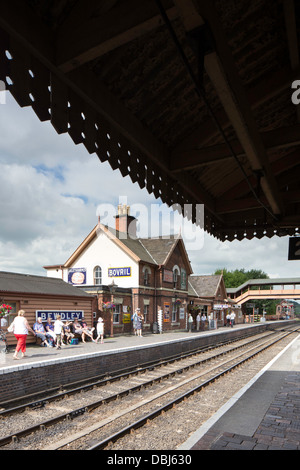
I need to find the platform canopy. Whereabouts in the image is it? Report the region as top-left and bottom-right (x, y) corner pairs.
(0, 0), (300, 241)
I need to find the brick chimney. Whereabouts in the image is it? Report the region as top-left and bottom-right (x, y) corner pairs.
(115, 204), (137, 238)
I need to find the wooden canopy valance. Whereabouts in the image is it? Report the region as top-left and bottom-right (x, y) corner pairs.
(0, 0), (299, 241)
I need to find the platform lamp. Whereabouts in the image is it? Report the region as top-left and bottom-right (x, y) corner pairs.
(108, 280), (117, 338)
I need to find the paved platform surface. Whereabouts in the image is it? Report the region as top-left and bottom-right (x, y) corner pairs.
(179, 332), (300, 450)
(0, 322), (260, 373)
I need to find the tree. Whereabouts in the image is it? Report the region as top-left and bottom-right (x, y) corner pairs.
(214, 268), (275, 314)
(214, 268), (268, 288)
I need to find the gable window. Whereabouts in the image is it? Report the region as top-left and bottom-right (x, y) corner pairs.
(94, 266), (102, 285)
(181, 268), (187, 289)
(144, 267), (151, 286)
(173, 266), (180, 289)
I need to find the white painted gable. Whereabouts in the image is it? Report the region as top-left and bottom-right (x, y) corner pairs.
(47, 228), (139, 288)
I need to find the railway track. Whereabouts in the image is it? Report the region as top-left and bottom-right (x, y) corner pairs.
(0, 327), (273, 415)
(0, 326), (298, 450)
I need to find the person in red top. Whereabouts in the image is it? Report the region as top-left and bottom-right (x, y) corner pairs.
(10, 310), (35, 359)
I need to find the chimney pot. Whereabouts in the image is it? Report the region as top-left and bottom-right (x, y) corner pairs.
(115, 205), (136, 238)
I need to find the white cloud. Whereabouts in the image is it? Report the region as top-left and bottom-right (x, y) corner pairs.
(0, 91), (299, 281)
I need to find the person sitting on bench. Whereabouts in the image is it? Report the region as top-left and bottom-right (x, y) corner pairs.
(73, 318), (95, 343)
(33, 317), (51, 347)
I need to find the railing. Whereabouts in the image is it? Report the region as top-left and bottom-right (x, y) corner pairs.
(232, 287), (300, 305)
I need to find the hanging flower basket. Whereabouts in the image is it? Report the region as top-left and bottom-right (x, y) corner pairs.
(102, 301), (115, 309)
(0, 304), (12, 318)
(175, 299), (182, 305)
(189, 304), (199, 312)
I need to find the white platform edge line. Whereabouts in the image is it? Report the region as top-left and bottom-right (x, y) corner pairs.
(0, 324), (280, 374)
(0, 333), (212, 374)
(178, 333), (300, 450)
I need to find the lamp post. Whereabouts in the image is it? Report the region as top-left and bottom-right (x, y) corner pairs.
(108, 280), (117, 337)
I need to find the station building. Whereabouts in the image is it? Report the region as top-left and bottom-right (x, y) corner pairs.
(0, 271), (94, 346)
(0, 206), (240, 343)
(45, 205), (194, 335)
(44, 205), (239, 335)
(188, 275), (240, 326)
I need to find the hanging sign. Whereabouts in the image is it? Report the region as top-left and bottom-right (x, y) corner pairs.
(288, 237), (300, 260)
(213, 304), (229, 310)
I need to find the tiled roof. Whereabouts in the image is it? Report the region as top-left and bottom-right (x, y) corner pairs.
(105, 226), (157, 265)
(0, 271), (93, 297)
(139, 236), (179, 265)
(46, 224), (192, 272)
(188, 275), (223, 298)
(86, 225), (186, 267)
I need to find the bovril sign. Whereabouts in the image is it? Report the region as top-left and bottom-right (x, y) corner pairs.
(108, 267), (131, 277)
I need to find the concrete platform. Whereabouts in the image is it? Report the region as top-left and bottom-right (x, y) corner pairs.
(179, 332), (300, 450)
(0, 322), (270, 373)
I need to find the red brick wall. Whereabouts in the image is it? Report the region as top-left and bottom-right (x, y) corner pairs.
(155, 244), (190, 331)
(96, 291), (133, 336)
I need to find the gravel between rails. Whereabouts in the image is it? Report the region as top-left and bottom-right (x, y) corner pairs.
(97, 333), (299, 451)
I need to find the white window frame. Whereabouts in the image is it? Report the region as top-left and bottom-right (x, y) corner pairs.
(113, 304), (121, 323)
(94, 266), (102, 285)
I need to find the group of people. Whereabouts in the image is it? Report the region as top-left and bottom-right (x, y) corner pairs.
(9, 310), (105, 360)
(226, 311), (236, 327)
(188, 310), (236, 331)
(188, 313), (207, 332)
(196, 313), (207, 331)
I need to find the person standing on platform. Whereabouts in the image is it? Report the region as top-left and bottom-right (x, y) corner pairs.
(96, 317), (104, 343)
(196, 313), (200, 331)
(188, 313), (193, 332)
(201, 313), (207, 330)
(132, 308), (139, 335)
(136, 309), (144, 337)
(230, 311), (236, 328)
(54, 315), (65, 349)
(10, 310), (36, 359)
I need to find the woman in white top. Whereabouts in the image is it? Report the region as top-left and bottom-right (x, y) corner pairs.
(11, 310), (35, 359)
(54, 315), (65, 349)
(96, 317), (104, 344)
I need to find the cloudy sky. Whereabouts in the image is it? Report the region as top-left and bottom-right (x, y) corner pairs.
(0, 90), (298, 280)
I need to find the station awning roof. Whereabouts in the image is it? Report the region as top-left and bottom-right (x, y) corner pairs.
(1, 0), (299, 241)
